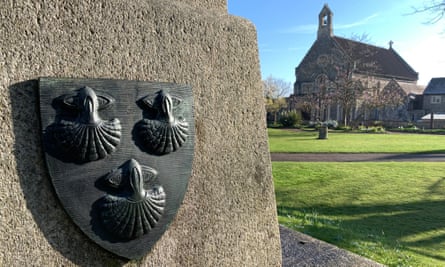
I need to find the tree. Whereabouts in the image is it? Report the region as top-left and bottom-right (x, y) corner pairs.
(410, 1), (445, 24)
(313, 73), (335, 121)
(333, 70), (364, 126)
(332, 34), (378, 126)
(360, 81), (407, 122)
(263, 76), (291, 124)
(349, 32), (373, 43)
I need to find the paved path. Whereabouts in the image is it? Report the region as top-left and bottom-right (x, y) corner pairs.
(271, 153), (445, 162)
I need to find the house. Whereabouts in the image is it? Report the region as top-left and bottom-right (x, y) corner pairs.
(422, 78), (445, 113)
(289, 4), (424, 125)
(415, 78), (445, 128)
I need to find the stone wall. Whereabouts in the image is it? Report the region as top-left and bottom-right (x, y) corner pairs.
(0, 1), (281, 266)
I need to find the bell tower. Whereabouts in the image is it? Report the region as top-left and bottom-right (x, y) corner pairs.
(318, 4), (333, 39)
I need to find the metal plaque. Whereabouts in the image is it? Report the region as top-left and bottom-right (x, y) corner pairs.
(38, 77), (194, 259)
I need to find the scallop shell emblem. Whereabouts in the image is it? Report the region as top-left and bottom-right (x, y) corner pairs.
(135, 90), (188, 155)
(100, 159), (166, 240)
(46, 86), (121, 162)
(39, 78), (194, 259)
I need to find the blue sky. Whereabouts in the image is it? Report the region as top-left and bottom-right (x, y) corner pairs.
(228, 1), (445, 94)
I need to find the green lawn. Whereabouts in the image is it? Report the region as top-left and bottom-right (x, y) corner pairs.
(274, 162), (445, 267)
(268, 128), (445, 153)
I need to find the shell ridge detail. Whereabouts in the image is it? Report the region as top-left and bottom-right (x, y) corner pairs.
(99, 159), (166, 240)
(46, 87), (121, 163)
(135, 90), (189, 155)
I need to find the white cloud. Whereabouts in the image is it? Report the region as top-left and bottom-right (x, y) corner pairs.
(281, 13), (380, 34)
(335, 13), (380, 29)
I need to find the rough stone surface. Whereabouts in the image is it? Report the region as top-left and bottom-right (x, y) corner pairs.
(179, 0), (227, 12)
(0, 1), (281, 266)
(280, 225), (385, 267)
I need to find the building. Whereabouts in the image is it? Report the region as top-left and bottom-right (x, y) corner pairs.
(290, 4), (424, 125)
(423, 78), (445, 113)
(413, 78), (445, 128)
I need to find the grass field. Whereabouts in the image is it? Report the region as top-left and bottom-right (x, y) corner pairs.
(273, 162), (445, 267)
(268, 128), (445, 153)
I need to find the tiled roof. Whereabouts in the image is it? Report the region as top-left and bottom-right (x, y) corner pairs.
(333, 36), (418, 81)
(423, 78), (445, 95)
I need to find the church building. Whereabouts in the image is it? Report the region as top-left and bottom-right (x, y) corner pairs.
(290, 4), (424, 125)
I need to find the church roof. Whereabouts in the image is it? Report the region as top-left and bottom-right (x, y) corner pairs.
(333, 36), (418, 81)
(423, 78), (445, 95)
(384, 78), (425, 96)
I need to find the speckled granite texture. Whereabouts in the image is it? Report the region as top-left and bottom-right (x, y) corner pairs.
(0, 1), (281, 266)
(280, 226), (385, 267)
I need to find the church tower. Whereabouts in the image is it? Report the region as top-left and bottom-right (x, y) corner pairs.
(317, 4), (333, 39)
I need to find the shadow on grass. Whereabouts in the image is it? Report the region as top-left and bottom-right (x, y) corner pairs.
(278, 199), (445, 262)
(407, 150), (445, 154)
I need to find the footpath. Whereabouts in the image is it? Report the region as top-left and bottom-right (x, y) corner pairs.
(271, 152), (445, 162)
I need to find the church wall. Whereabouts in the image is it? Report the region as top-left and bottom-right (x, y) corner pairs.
(292, 4), (421, 125)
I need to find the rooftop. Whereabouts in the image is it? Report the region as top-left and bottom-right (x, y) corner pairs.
(333, 36), (419, 81)
(423, 77), (445, 95)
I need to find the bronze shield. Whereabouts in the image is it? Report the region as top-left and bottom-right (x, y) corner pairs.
(39, 77), (194, 259)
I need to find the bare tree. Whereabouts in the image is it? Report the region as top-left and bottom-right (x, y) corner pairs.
(361, 81), (406, 121)
(263, 76), (291, 124)
(410, 0), (445, 24)
(329, 38), (371, 126)
(349, 32), (373, 43)
(333, 75), (364, 126)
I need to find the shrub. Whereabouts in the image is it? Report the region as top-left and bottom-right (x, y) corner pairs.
(278, 110), (302, 128)
(322, 120), (339, 129)
(373, 121), (383, 127)
(307, 120), (339, 129)
(336, 125), (352, 131)
(358, 125), (386, 133)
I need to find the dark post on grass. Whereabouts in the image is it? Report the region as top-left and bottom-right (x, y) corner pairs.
(318, 125), (328, 139)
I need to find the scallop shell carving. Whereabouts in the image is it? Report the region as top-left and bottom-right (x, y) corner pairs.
(100, 159), (166, 240)
(137, 119), (188, 155)
(136, 90), (189, 155)
(53, 119), (121, 162)
(47, 86), (121, 162)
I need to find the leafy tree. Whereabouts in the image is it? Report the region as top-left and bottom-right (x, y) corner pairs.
(263, 76), (291, 124)
(278, 110), (302, 127)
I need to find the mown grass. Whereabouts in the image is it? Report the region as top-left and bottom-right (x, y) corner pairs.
(273, 162), (445, 267)
(268, 128), (445, 153)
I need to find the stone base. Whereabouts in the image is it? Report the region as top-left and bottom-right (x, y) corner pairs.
(280, 225), (385, 267)
(0, 1), (281, 266)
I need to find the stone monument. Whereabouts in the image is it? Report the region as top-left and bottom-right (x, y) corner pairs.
(0, 0), (281, 266)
